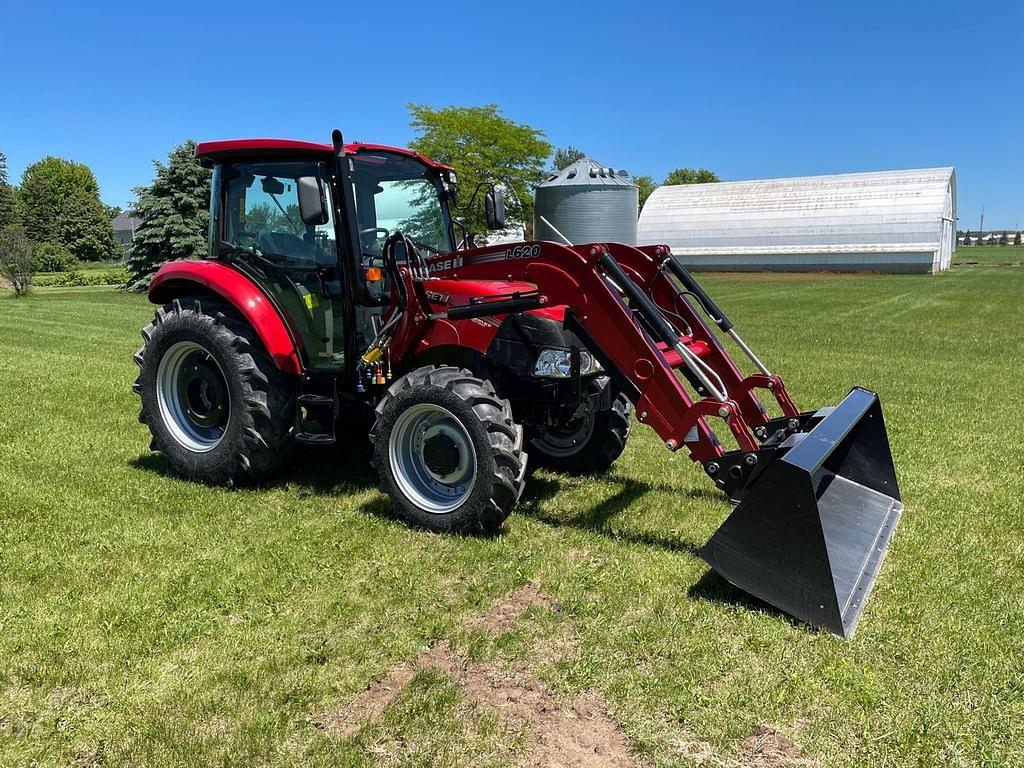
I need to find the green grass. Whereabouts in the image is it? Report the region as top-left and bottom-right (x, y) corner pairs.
(0, 269), (1022, 767)
(953, 244), (1024, 266)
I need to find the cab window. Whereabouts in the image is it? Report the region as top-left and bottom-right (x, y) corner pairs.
(221, 161), (346, 372)
(224, 162), (336, 267)
(351, 153), (452, 256)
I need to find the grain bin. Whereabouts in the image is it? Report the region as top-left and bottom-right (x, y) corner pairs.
(534, 159), (638, 245)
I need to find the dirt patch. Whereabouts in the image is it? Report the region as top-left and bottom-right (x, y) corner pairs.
(740, 725), (815, 767)
(311, 662), (417, 739)
(72, 750), (102, 767)
(314, 584), (642, 765)
(455, 663), (638, 767)
(463, 582), (561, 635)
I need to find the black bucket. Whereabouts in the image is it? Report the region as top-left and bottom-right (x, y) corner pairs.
(700, 388), (902, 637)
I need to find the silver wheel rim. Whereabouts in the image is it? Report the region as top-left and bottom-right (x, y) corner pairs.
(389, 403), (478, 514)
(533, 410), (596, 458)
(156, 340), (230, 453)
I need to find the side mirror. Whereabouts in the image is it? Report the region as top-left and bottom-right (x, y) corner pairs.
(484, 187), (506, 230)
(297, 175), (329, 225)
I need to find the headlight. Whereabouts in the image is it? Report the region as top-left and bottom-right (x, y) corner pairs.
(533, 347), (602, 378)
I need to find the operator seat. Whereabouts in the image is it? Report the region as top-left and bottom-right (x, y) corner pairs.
(259, 231), (319, 265)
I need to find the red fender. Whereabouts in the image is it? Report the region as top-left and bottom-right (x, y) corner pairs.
(148, 260), (303, 375)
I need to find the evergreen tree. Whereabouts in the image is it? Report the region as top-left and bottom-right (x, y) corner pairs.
(125, 141), (211, 291)
(0, 153), (19, 230)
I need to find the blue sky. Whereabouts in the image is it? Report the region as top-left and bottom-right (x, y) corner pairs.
(3, 1), (1021, 228)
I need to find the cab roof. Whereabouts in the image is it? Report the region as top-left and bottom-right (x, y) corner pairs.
(194, 138), (454, 172)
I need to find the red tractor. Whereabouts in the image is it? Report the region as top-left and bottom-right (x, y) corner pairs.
(134, 131), (902, 636)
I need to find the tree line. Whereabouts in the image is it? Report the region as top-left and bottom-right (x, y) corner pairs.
(958, 230), (1022, 246)
(2, 104), (721, 295)
(0, 152), (122, 294)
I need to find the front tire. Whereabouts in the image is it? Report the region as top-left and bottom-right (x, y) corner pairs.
(529, 385), (631, 474)
(371, 366), (526, 534)
(134, 297), (295, 485)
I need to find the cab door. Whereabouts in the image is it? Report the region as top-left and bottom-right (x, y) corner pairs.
(220, 160), (347, 373)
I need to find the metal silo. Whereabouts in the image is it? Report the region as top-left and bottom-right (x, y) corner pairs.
(534, 159), (638, 246)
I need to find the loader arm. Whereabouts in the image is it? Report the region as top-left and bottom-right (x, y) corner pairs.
(398, 240), (776, 466)
(392, 239), (904, 638)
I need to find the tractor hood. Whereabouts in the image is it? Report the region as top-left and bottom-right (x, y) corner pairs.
(423, 278), (566, 322)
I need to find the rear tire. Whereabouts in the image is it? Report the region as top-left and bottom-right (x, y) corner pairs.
(134, 296), (295, 485)
(371, 366), (526, 534)
(529, 385), (631, 474)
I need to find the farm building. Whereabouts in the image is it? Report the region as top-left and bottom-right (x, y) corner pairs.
(638, 167), (956, 273)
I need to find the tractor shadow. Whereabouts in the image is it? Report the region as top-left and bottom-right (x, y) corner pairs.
(518, 472), (796, 624)
(132, 448), (794, 624)
(517, 473), (717, 557)
(129, 435), (379, 496)
(685, 570), (797, 627)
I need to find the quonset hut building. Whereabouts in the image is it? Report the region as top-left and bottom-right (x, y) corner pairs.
(638, 168), (956, 273)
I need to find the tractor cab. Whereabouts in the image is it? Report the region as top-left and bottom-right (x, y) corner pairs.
(199, 138), (459, 374)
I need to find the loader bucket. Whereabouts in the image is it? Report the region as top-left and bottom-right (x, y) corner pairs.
(700, 387), (902, 637)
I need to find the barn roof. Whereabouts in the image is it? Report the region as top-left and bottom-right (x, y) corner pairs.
(639, 167), (956, 258)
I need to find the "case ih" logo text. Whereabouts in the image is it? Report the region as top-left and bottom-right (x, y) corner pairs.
(428, 256), (464, 273)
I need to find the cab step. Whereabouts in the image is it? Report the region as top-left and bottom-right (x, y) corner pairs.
(297, 393), (334, 406)
(294, 377), (338, 445)
(295, 432), (336, 445)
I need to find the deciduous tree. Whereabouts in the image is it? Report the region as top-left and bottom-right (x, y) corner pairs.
(55, 187), (118, 262)
(125, 141), (211, 291)
(18, 156), (117, 260)
(663, 167), (720, 185)
(553, 146), (586, 171)
(633, 174), (657, 212)
(0, 225), (34, 296)
(407, 104), (551, 238)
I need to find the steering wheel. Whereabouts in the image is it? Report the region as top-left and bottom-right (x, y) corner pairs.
(359, 227), (390, 259)
(231, 230), (293, 267)
(234, 230), (261, 248)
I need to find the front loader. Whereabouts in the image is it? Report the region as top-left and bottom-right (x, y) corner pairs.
(133, 130), (903, 636)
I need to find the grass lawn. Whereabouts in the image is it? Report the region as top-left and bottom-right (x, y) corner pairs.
(0, 267), (1022, 767)
(953, 244), (1024, 266)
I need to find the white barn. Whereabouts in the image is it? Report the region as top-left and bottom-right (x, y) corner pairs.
(638, 167), (956, 273)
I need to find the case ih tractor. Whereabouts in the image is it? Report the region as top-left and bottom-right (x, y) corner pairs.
(134, 131), (903, 636)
